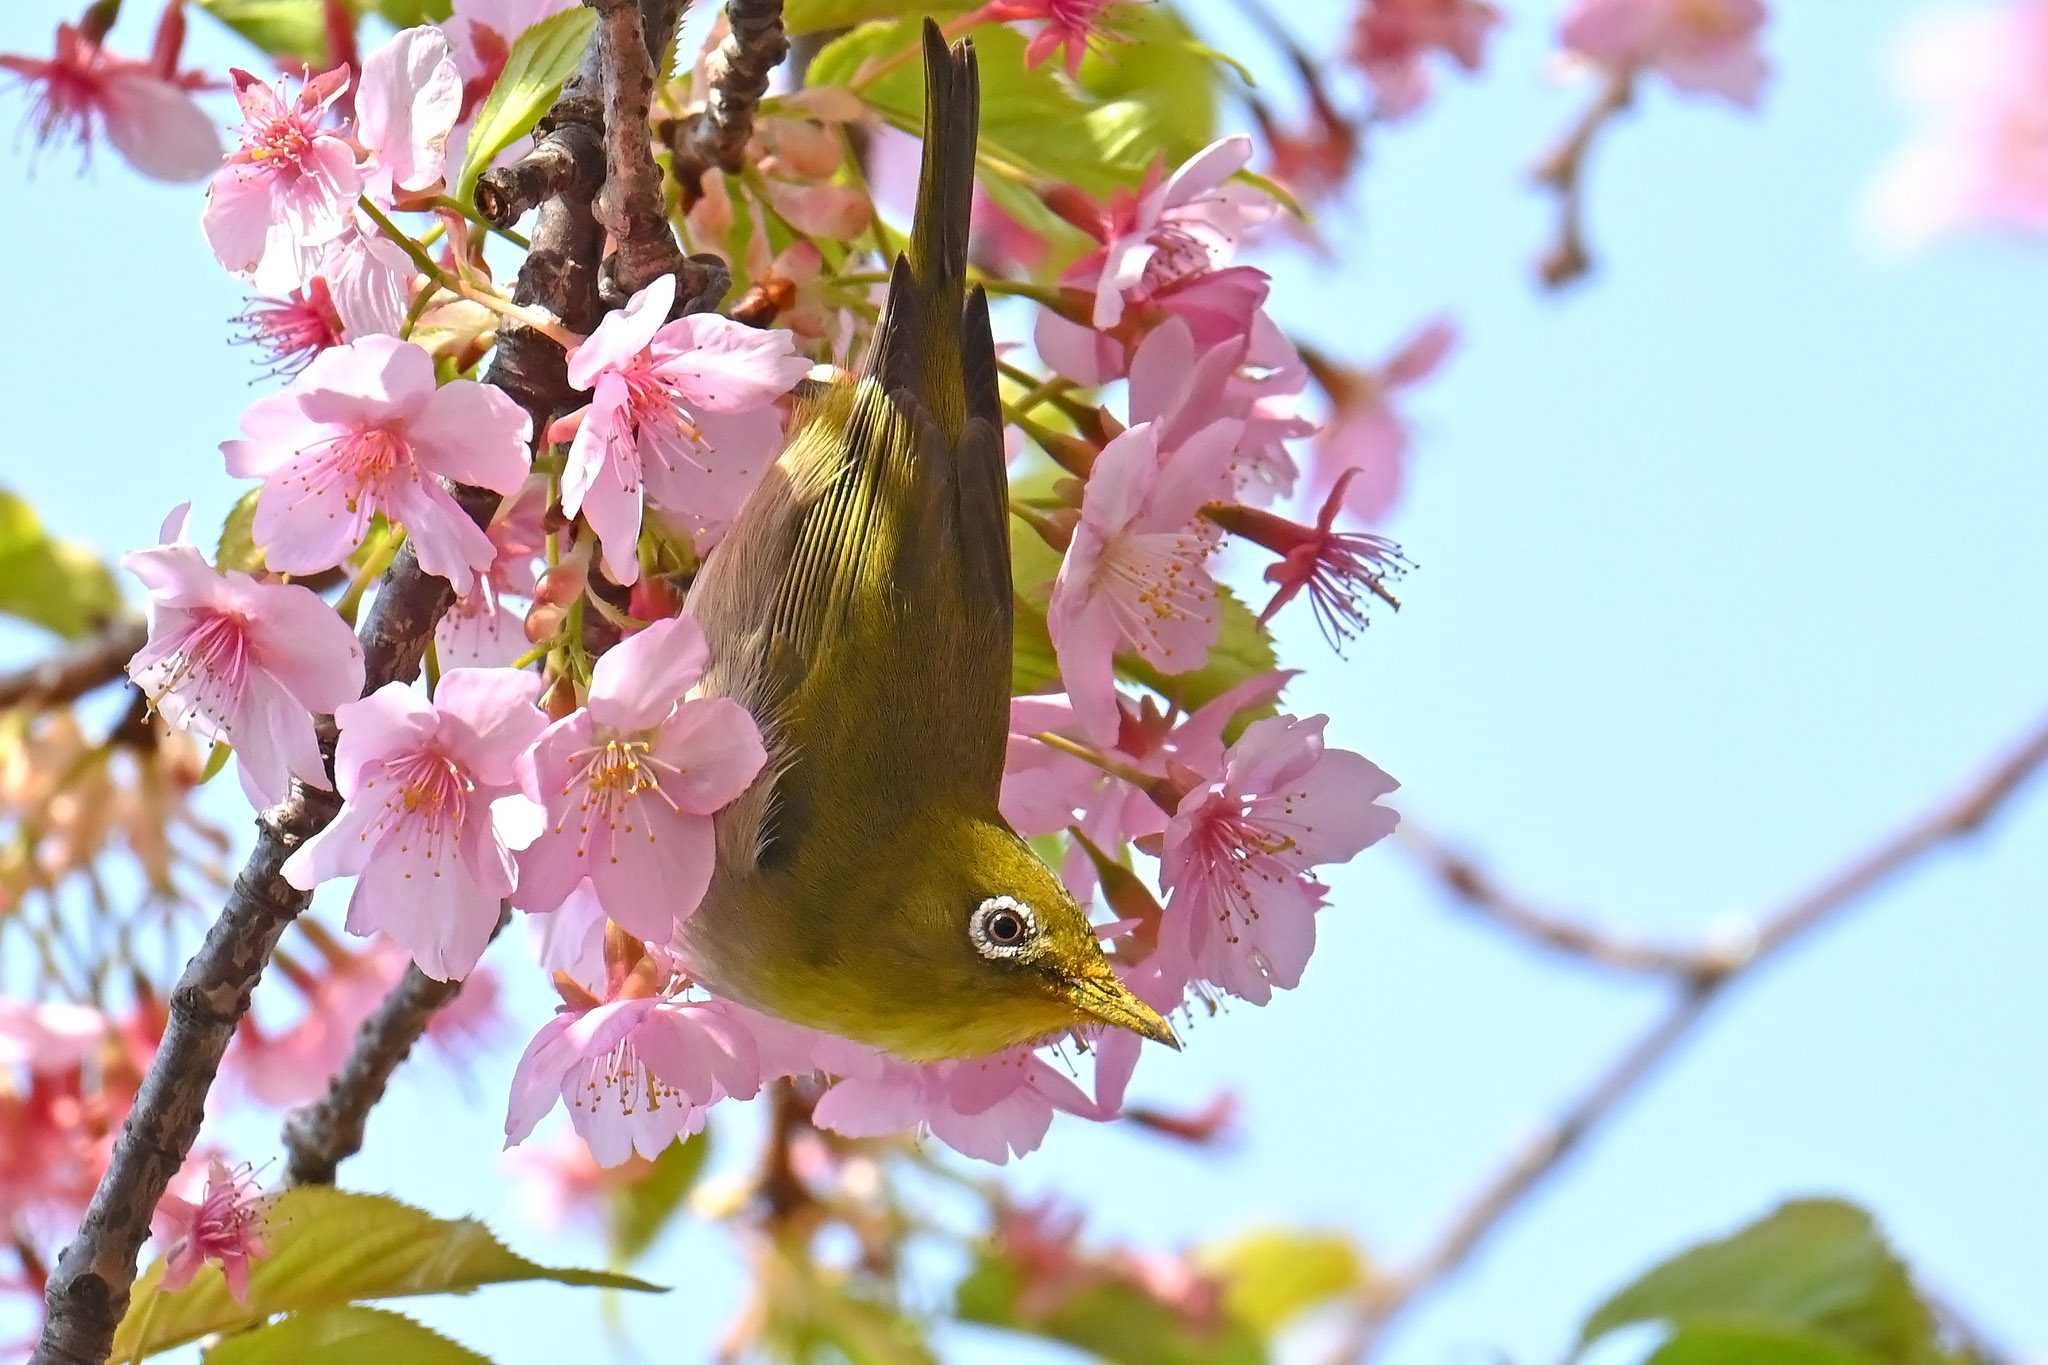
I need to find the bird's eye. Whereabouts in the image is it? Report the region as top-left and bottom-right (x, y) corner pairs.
(970, 896), (1036, 959)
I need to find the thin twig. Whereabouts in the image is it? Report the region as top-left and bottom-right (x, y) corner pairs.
(280, 964), (467, 1186)
(1342, 713), (2048, 1360)
(670, 0), (789, 204)
(0, 620), (147, 712)
(1533, 69), (1633, 290)
(1396, 824), (1729, 979)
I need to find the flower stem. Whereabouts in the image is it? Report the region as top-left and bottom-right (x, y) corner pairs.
(357, 198), (579, 350)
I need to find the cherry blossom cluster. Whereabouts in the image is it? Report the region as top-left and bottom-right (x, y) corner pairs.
(0, 0), (1770, 1191)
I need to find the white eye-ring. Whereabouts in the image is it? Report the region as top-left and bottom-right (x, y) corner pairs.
(969, 896), (1036, 959)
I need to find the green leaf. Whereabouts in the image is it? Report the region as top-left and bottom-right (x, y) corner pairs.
(607, 1131), (711, 1265)
(1576, 1200), (1944, 1365)
(808, 20), (1158, 196)
(217, 488), (265, 574)
(201, 1305), (493, 1365)
(456, 8), (600, 199)
(1202, 1231), (1366, 1336)
(0, 492), (123, 641)
(365, 0), (454, 25)
(1076, 6), (1220, 162)
(957, 1255), (1266, 1365)
(114, 1188), (662, 1359)
(784, 0), (976, 37)
(193, 0), (327, 61)
(1644, 1326), (1891, 1365)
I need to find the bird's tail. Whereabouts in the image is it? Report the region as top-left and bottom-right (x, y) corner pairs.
(861, 21), (980, 437)
(909, 19), (978, 307)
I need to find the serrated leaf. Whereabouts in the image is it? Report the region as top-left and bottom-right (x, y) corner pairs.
(113, 1187), (662, 1359)
(784, 0), (975, 37)
(0, 492), (123, 641)
(456, 8), (600, 199)
(957, 1255), (1266, 1365)
(808, 20), (1157, 196)
(201, 1305), (493, 1365)
(1576, 1200), (1944, 1365)
(1202, 1230), (1366, 1336)
(216, 488), (265, 574)
(607, 1131), (710, 1265)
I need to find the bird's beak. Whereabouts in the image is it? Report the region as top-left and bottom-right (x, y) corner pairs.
(1067, 968), (1181, 1050)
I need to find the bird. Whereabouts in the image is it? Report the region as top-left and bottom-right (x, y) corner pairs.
(678, 20), (1179, 1063)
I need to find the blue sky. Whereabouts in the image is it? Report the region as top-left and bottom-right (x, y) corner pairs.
(3, 0), (2046, 1361)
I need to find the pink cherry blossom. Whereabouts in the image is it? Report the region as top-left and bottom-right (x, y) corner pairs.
(531, 878), (609, 993)
(124, 505), (366, 807)
(202, 66), (360, 294)
(1000, 670), (1292, 895)
(1560, 0), (1769, 107)
(437, 480), (546, 669)
(1862, 2), (2048, 251)
(0, 999), (105, 1072)
(811, 1046), (1100, 1165)
(1250, 471), (1409, 648)
(0, 19), (220, 182)
(513, 615), (767, 940)
(221, 334), (533, 595)
(558, 274), (812, 583)
(1347, 0), (1501, 118)
(355, 26), (463, 204)
(1305, 316), (1456, 520)
(232, 279), (345, 376)
(1125, 314), (1311, 502)
(1047, 419), (1242, 743)
(1057, 136), (1277, 338)
(281, 669), (548, 981)
(503, 993), (766, 1165)
(973, 0), (1121, 76)
(150, 1159), (270, 1302)
(1157, 714), (1397, 1003)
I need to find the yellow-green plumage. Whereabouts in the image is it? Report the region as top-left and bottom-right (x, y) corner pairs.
(680, 23), (1175, 1061)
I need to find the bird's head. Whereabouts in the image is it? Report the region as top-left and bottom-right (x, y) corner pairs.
(827, 810), (1180, 1062)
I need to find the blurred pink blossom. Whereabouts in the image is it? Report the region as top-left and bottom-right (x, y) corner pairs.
(1560, 0), (1769, 106)
(0, 16), (219, 182)
(973, 0), (1122, 76)
(0, 1000), (106, 1073)
(1304, 316), (1456, 520)
(556, 273), (812, 582)
(513, 615), (767, 941)
(123, 505), (366, 807)
(1348, 0), (1501, 118)
(221, 334), (533, 594)
(282, 669), (548, 980)
(1863, 1), (2048, 251)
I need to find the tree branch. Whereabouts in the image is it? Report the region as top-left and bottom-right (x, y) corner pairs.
(591, 0), (691, 304)
(1343, 712), (2048, 1359)
(1533, 69), (1633, 291)
(1396, 823), (1732, 979)
(0, 620), (147, 712)
(279, 963), (467, 1186)
(669, 0), (788, 205)
(28, 32), (632, 1363)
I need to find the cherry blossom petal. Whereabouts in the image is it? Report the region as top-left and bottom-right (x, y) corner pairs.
(356, 26), (463, 199)
(588, 614), (706, 732)
(650, 697), (767, 814)
(101, 73), (222, 182)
